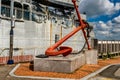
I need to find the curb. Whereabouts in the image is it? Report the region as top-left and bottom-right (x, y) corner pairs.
(81, 63), (120, 80)
(9, 63), (120, 80)
(9, 64), (75, 80)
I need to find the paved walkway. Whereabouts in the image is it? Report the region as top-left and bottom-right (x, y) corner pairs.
(0, 64), (45, 80)
(88, 65), (120, 80)
(0, 64), (120, 80)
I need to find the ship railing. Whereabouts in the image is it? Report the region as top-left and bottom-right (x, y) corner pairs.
(0, 4), (74, 23)
(0, 47), (34, 64)
(1, 4), (47, 23)
(54, 0), (72, 4)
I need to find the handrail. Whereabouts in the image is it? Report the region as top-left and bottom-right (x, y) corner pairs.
(1, 5), (45, 22)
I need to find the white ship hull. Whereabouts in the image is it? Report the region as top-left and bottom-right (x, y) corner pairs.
(0, 18), (85, 56)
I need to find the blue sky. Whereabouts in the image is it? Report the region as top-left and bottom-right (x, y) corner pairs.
(79, 0), (120, 40)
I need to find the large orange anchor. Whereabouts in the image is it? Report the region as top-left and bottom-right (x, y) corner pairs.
(45, 0), (91, 57)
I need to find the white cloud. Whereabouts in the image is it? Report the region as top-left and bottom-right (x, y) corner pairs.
(95, 19), (118, 30)
(78, 0), (120, 40)
(79, 0), (118, 17)
(98, 21), (108, 29)
(97, 30), (110, 35)
(94, 16), (120, 40)
(95, 21), (112, 31)
(107, 21), (113, 26)
(112, 28), (120, 33)
(113, 16), (120, 23)
(114, 3), (120, 10)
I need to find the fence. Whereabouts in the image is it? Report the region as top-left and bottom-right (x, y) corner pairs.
(97, 40), (120, 57)
(0, 48), (34, 65)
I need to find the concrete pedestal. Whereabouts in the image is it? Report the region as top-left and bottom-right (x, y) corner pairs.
(85, 49), (98, 64)
(34, 50), (98, 73)
(34, 54), (85, 73)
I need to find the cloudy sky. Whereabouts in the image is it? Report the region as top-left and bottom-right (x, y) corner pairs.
(79, 0), (120, 40)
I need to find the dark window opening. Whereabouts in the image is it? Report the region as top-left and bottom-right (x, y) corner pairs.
(1, 0), (10, 17)
(14, 2), (22, 19)
(23, 4), (30, 20)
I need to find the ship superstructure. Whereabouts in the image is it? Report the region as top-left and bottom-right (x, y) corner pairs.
(0, 0), (89, 64)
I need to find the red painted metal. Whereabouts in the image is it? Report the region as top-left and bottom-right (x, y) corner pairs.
(45, 0), (91, 56)
(72, 0), (91, 50)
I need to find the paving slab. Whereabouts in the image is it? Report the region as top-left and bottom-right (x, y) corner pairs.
(99, 65), (120, 79)
(0, 64), (45, 80)
(114, 68), (120, 77)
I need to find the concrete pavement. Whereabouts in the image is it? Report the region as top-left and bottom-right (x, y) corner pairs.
(88, 65), (120, 80)
(0, 64), (44, 80)
(0, 64), (120, 80)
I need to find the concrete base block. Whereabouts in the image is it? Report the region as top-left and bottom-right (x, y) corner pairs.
(34, 54), (85, 73)
(85, 49), (98, 64)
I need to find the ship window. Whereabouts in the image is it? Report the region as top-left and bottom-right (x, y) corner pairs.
(1, 6), (10, 17)
(2, 0), (10, 6)
(14, 2), (22, 19)
(1, 0), (10, 17)
(23, 4), (30, 20)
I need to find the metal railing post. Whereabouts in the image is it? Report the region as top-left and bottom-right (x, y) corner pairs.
(7, 0), (15, 64)
(0, 0), (1, 17)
